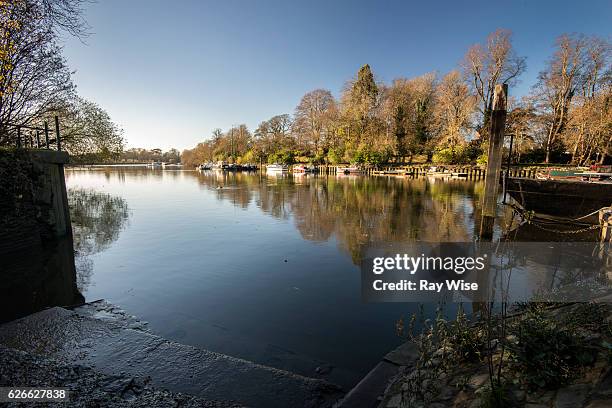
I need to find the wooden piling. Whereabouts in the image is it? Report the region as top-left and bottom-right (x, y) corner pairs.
(480, 84), (508, 239)
(600, 207), (612, 242)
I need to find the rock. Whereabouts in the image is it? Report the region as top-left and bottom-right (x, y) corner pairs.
(438, 385), (455, 401)
(385, 394), (402, 408)
(513, 389), (526, 401)
(553, 384), (590, 408)
(468, 373), (489, 389)
(314, 365), (333, 375)
(525, 404), (548, 408)
(432, 346), (452, 358)
(468, 399), (481, 408)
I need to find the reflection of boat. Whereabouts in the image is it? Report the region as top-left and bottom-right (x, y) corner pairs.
(426, 166), (450, 177)
(337, 166), (363, 174)
(505, 177), (612, 222)
(266, 164), (288, 173)
(162, 163), (183, 169)
(212, 161), (227, 171)
(293, 164), (316, 173)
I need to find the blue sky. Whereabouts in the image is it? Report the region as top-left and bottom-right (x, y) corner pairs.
(62, 0), (612, 151)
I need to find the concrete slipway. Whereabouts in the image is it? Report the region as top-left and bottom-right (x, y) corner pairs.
(0, 302), (343, 407)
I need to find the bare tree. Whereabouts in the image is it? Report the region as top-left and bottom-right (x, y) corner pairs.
(293, 89), (337, 156)
(564, 36), (611, 165)
(534, 34), (589, 163)
(433, 70), (476, 148)
(0, 0), (89, 145)
(462, 29), (526, 137)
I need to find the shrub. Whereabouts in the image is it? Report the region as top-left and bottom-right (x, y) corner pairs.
(508, 310), (586, 389)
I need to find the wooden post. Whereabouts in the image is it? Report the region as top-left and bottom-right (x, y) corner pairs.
(54, 116), (61, 150)
(36, 130), (40, 148)
(480, 84), (508, 239)
(503, 127), (513, 204)
(600, 208), (612, 242)
(44, 121), (50, 148)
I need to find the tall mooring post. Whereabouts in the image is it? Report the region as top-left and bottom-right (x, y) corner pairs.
(480, 84), (508, 239)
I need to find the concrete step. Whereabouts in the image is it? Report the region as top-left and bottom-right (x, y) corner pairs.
(0, 305), (343, 407)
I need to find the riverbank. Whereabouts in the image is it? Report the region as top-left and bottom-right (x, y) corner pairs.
(374, 296), (612, 408)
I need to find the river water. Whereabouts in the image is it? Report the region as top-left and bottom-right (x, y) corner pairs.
(63, 167), (598, 389)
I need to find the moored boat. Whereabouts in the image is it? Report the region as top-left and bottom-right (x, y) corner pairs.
(426, 166), (450, 177)
(266, 164), (288, 173)
(293, 164), (316, 173)
(505, 177), (612, 223)
(162, 162), (183, 169)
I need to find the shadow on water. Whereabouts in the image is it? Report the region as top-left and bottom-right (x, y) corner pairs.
(0, 236), (84, 323)
(0, 187), (130, 323)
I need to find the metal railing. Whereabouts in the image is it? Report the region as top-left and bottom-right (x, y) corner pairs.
(4, 116), (62, 151)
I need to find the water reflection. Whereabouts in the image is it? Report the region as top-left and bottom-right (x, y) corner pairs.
(68, 188), (130, 293)
(191, 171), (489, 263)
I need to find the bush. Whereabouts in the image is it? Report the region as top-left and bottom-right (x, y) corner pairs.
(267, 150), (295, 165)
(432, 146), (476, 165)
(508, 310), (589, 389)
(326, 149), (341, 164)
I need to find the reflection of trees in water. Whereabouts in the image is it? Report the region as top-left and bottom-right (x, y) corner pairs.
(193, 172), (482, 264)
(68, 188), (130, 292)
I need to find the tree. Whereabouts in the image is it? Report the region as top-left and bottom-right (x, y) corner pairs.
(462, 29), (526, 137)
(0, 0), (88, 145)
(381, 74), (436, 161)
(58, 97), (124, 163)
(534, 34), (589, 163)
(293, 89), (337, 157)
(253, 114), (293, 160)
(340, 64), (391, 162)
(434, 71), (476, 148)
(564, 37), (611, 165)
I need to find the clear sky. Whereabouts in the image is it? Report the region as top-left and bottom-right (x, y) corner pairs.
(62, 0), (612, 151)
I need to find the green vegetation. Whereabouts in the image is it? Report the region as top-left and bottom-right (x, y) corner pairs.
(396, 302), (611, 408)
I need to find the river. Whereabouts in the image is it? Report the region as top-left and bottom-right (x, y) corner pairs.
(63, 167), (596, 389)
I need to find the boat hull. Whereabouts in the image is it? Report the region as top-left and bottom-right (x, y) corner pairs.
(505, 177), (612, 221)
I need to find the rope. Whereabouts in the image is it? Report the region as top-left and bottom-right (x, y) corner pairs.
(572, 207), (610, 222)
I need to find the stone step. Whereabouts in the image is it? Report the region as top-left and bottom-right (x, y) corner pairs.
(0, 306), (343, 407)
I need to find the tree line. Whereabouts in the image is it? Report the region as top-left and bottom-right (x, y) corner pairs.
(0, 0), (124, 163)
(183, 29), (610, 168)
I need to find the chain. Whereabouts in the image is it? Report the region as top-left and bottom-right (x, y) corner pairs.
(529, 222), (601, 234)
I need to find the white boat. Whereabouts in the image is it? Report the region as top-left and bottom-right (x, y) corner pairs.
(266, 164), (288, 173)
(426, 166), (450, 177)
(147, 161), (162, 168)
(162, 162), (183, 169)
(198, 163), (213, 171)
